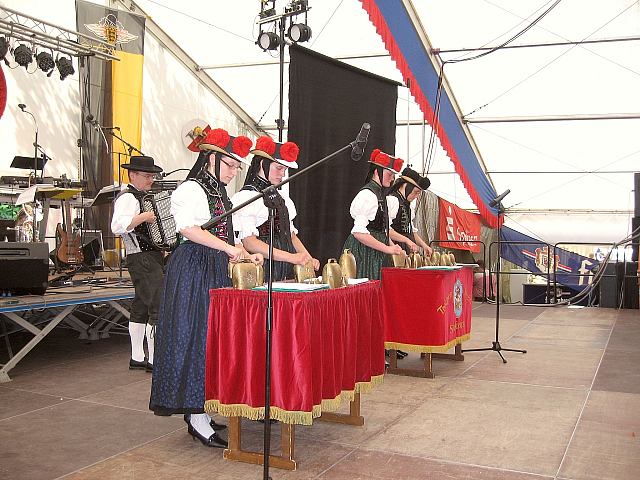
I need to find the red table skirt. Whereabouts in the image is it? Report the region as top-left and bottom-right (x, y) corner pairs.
(382, 267), (473, 353)
(205, 281), (385, 425)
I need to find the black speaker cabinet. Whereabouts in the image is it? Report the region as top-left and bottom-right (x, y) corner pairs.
(599, 262), (620, 308)
(618, 261), (639, 310)
(0, 242), (49, 295)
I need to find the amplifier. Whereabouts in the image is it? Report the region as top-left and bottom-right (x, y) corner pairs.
(0, 242), (49, 295)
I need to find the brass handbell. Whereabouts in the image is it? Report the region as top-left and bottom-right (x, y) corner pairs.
(391, 252), (409, 268)
(449, 253), (456, 265)
(230, 259), (264, 290)
(431, 251), (441, 266)
(294, 261), (315, 283)
(338, 248), (357, 279)
(408, 252), (424, 269)
(322, 258), (343, 289)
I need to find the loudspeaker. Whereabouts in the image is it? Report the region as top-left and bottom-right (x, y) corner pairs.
(0, 219), (17, 242)
(599, 262), (620, 308)
(81, 230), (103, 268)
(618, 261), (639, 309)
(0, 242), (49, 295)
(632, 217), (639, 262)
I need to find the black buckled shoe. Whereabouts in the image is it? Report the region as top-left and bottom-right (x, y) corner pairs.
(145, 363), (153, 373)
(129, 358), (147, 370)
(187, 423), (228, 448)
(209, 418), (227, 430)
(396, 350), (408, 359)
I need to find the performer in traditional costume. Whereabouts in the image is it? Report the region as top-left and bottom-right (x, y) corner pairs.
(342, 149), (404, 280)
(111, 156), (164, 373)
(149, 128), (262, 449)
(388, 167), (433, 255)
(231, 136), (319, 281)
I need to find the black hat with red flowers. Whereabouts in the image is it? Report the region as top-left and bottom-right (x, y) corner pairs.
(199, 128), (253, 165)
(251, 136), (299, 169)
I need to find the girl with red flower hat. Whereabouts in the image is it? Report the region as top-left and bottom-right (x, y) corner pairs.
(231, 135), (320, 281)
(150, 128), (262, 449)
(342, 148), (405, 280)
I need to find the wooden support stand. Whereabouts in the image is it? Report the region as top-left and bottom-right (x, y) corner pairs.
(386, 344), (464, 378)
(222, 393), (365, 471)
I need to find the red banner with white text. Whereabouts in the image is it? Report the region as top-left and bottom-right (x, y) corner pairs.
(438, 198), (482, 252)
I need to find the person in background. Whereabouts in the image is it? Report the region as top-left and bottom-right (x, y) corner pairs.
(149, 128), (262, 448)
(111, 156), (164, 373)
(232, 136), (319, 281)
(342, 148), (404, 281)
(387, 167), (433, 256)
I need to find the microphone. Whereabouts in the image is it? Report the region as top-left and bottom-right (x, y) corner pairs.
(18, 103), (26, 111)
(351, 122), (371, 162)
(33, 142), (42, 148)
(490, 189), (511, 207)
(101, 126), (120, 131)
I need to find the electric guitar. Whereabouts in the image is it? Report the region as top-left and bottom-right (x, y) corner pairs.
(56, 199), (84, 265)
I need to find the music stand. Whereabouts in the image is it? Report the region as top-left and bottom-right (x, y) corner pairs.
(462, 190), (527, 363)
(11, 155), (47, 172)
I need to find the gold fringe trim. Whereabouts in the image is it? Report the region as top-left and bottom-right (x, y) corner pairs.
(204, 374), (385, 426)
(384, 334), (470, 354)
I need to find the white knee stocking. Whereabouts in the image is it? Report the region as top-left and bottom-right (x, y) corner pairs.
(145, 324), (155, 365)
(129, 322), (146, 362)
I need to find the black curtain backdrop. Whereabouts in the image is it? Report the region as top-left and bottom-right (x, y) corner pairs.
(288, 45), (399, 267)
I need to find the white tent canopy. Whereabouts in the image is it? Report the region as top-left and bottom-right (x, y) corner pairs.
(1, 0), (638, 245)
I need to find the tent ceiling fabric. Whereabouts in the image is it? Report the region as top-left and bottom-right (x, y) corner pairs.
(133, 0), (639, 235)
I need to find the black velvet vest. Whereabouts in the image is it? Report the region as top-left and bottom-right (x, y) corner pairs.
(362, 181), (389, 241)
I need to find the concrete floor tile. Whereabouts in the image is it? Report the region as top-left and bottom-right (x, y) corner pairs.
(319, 449), (554, 479)
(79, 378), (152, 412)
(0, 386), (66, 420)
(513, 324), (611, 349)
(463, 339), (603, 389)
(362, 379), (587, 476)
(559, 390), (640, 480)
(0, 400), (183, 480)
(593, 349), (640, 394)
(4, 350), (147, 399)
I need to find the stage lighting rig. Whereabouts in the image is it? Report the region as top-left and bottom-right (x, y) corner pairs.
(12, 43), (33, 69)
(56, 55), (75, 81)
(36, 51), (55, 76)
(257, 30), (280, 51)
(288, 22), (311, 43)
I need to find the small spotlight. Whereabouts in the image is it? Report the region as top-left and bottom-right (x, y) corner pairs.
(257, 31), (280, 51)
(56, 56), (75, 81)
(36, 51), (55, 76)
(13, 44), (33, 69)
(287, 23), (312, 43)
(0, 37), (9, 65)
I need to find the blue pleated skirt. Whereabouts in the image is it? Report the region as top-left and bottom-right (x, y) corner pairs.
(149, 242), (230, 415)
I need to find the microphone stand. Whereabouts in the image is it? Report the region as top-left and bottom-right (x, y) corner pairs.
(201, 137), (358, 477)
(20, 106), (39, 240)
(462, 193), (527, 363)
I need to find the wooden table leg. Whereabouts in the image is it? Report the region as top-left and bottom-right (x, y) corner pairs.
(432, 343), (465, 361)
(388, 350), (435, 378)
(318, 392), (365, 426)
(223, 416), (297, 471)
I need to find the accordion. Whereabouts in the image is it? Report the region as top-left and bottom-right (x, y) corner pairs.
(141, 191), (178, 251)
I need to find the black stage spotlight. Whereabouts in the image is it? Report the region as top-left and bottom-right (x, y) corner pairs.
(36, 51), (55, 76)
(13, 44), (33, 69)
(56, 55), (75, 81)
(287, 23), (311, 43)
(257, 31), (280, 51)
(0, 37), (9, 65)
